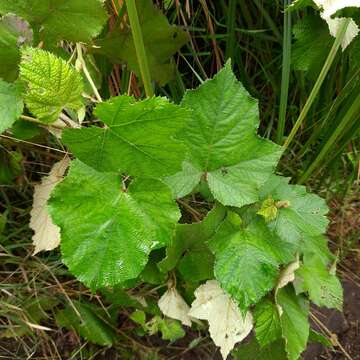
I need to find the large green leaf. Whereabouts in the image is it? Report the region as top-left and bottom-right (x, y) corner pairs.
(62, 96), (190, 177)
(158, 205), (226, 274)
(0, 79), (23, 134)
(19, 48), (83, 123)
(48, 160), (180, 289)
(208, 212), (295, 310)
(296, 253), (343, 310)
(259, 175), (329, 251)
(0, 14), (32, 81)
(253, 298), (282, 347)
(167, 62), (282, 207)
(277, 286), (309, 360)
(0, 0), (108, 43)
(94, 0), (188, 85)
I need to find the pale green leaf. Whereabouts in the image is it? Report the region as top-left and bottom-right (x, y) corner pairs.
(48, 160), (180, 289)
(20, 48), (83, 123)
(0, 79), (23, 134)
(0, 0), (108, 43)
(208, 212), (295, 310)
(296, 254), (343, 310)
(62, 96), (189, 177)
(94, 0), (188, 85)
(259, 175), (329, 251)
(173, 61), (282, 208)
(254, 298), (282, 347)
(0, 14), (33, 81)
(257, 196), (278, 223)
(277, 286), (310, 360)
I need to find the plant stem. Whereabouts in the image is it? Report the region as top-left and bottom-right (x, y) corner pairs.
(298, 91), (360, 183)
(276, 0), (292, 144)
(125, 0), (154, 98)
(283, 18), (350, 151)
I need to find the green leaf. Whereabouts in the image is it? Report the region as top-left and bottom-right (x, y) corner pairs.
(309, 329), (333, 348)
(232, 338), (287, 360)
(0, 0), (108, 43)
(292, 15), (333, 78)
(259, 175), (329, 251)
(296, 254), (343, 310)
(159, 319), (186, 341)
(62, 96), (189, 177)
(94, 0), (188, 85)
(55, 300), (117, 346)
(277, 286), (309, 360)
(257, 196), (278, 223)
(173, 61), (282, 207)
(208, 212), (295, 310)
(0, 14), (33, 81)
(158, 205), (226, 273)
(254, 298), (282, 347)
(48, 160), (180, 289)
(0, 79), (23, 134)
(130, 310), (146, 326)
(19, 48), (83, 123)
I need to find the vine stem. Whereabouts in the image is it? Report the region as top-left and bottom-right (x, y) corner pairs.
(282, 18), (350, 151)
(125, 0), (154, 98)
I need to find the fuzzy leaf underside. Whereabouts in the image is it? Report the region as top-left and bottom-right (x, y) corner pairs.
(20, 48), (83, 123)
(0, 0), (108, 43)
(208, 212), (295, 310)
(94, 0), (188, 85)
(63, 96), (190, 178)
(48, 160), (180, 290)
(0, 14), (33, 81)
(0, 79), (23, 134)
(167, 61), (282, 207)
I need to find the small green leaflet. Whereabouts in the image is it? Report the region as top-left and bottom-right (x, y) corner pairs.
(95, 0), (188, 85)
(158, 205), (226, 274)
(296, 253), (343, 310)
(208, 212), (295, 310)
(48, 160), (180, 289)
(277, 286), (310, 360)
(168, 61), (282, 207)
(253, 298), (282, 347)
(0, 79), (23, 134)
(55, 300), (117, 346)
(259, 175), (329, 250)
(0, 14), (33, 81)
(257, 196), (278, 223)
(20, 48), (83, 123)
(63, 96), (190, 177)
(0, 0), (108, 43)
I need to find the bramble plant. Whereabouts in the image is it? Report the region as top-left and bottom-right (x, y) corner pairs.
(2, 0), (358, 359)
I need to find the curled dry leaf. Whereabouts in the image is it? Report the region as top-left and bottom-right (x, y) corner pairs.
(189, 280), (253, 359)
(30, 158), (70, 254)
(276, 256), (301, 292)
(313, 0), (360, 49)
(158, 287), (191, 326)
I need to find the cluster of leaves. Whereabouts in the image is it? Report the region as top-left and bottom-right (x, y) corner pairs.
(0, 1), (345, 359)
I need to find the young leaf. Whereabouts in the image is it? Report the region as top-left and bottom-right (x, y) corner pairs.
(253, 298), (282, 347)
(0, 79), (23, 134)
(259, 175), (329, 251)
(172, 61), (282, 207)
(0, 14), (33, 81)
(277, 286), (310, 360)
(0, 0), (108, 43)
(48, 160), (180, 289)
(62, 96), (190, 178)
(94, 0), (188, 85)
(208, 212), (295, 310)
(158, 287), (192, 326)
(55, 300), (117, 346)
(20, 48), (83, 123)
(158, 205), (226, 273)
(296, 254), (343, 310)
(30, 158), (69, 255)
(257, 196), (278, 223)
(189, 280), (253, 359)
